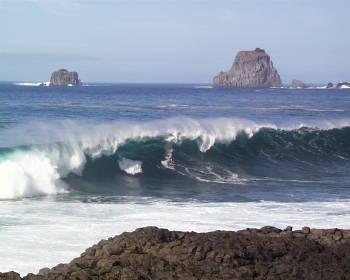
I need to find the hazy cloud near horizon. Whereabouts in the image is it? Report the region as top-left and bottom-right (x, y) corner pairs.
(1, 0), (349, 83)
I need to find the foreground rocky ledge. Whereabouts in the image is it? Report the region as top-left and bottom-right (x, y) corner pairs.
(2, 226), (350, 280)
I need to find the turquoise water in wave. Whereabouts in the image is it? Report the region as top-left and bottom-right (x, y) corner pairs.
(1, 82), (350, 274)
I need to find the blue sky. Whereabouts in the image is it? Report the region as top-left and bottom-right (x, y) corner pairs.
(1, 0), (349, 83)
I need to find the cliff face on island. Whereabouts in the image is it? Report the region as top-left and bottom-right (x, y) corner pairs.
(213, 48), (282, 88)
(49, 69), (81, 86)
(2, 226), (350, 280)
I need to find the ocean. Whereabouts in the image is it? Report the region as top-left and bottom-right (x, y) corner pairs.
(1, 82), (350, 275)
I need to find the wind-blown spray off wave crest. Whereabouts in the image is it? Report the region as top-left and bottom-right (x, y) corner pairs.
(0, 117), (350, 199)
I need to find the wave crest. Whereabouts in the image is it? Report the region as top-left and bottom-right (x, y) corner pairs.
(1, 117), (350, 199)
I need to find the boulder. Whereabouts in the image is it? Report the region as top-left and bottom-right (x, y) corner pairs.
(213, 48), (282, 88)
(49, 69), (81, 86)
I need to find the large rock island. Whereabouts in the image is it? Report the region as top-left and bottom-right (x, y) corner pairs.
(49, 69), (81, 86)
(2, 226), (350, 279)
(213, 48), (282, 88)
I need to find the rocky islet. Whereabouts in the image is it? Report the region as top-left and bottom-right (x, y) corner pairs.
(213, 48), (282, 88)
(49, 69), (81, 86)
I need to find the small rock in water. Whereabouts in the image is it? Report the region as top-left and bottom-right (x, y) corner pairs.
(336, 82), (350, 89)
(327, 82), (334, 88)
(49, 69), (81, 86)
(290, 79), (307, 88)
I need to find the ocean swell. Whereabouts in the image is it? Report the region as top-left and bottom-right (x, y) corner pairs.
(0, 117), (350, 199)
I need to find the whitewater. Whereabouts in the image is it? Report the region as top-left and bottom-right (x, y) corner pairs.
(1, 82), (350, 275)
(1, 117), (350, 200)
(0, 117), (272, 199)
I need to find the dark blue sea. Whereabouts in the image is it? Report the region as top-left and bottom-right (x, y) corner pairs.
(1, 82), (350, 274)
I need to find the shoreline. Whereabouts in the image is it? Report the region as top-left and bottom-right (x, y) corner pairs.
(2, 226), (350, 279)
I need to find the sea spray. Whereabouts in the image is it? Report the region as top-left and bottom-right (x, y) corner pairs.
(0, 117), (350, 199)
(118, 158), (143, 175)
(0, 151), (68, 199)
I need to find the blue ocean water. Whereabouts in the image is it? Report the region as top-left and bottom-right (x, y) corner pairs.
(1, 82), (350, 274)
(1, 82), (350, 201)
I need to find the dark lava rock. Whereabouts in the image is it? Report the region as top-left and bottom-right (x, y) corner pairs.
(49, 69), (81, 86)
(327, 82), (334, 88)
(290, 80), (306, 88)
(2, 226), (350, 280)
(213, 48), (282, 88)
(0, 272), (21, 280)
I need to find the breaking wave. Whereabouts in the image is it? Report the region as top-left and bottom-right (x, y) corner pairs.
(1, 117), (350, 199)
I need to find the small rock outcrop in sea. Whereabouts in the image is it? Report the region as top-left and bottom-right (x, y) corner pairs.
(49, 69), (81, 86)
(290, 79), (306, 88)
(325, 82), (350, 89)
(336, 82), (350, 89)
(327, 82), (334, 88)
(213, 48), (282, 88)
(2, 226), (350, 279)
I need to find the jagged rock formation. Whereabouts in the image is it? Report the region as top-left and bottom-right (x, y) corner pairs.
(327, 82), (334, 88)
(49, 69), (81, 86)
(213, 48), (282, 88)
(2, 226), (350, 280)
(290, 80), (306, 88)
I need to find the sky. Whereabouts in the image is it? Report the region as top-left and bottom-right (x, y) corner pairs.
(0, 0), (349, 83)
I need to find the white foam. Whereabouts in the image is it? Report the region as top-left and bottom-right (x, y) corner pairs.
(195, 85), (213, 89)
(0, 151), (68, 199)
(118, 158), (142, 175)
(14, 82), (49, 86)
(181, 166), (243, 184)
(161, 140), (175, 169)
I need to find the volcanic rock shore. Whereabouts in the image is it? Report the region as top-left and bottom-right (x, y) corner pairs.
(213, 48), (282, 88)
(2, 226), (350, 280)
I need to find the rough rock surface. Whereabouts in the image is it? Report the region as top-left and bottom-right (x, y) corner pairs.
(290, 80), (306, 88)
(49, 69), (81, 86)
(213, 48), (282, 88)
(2, 226), (350, 280)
